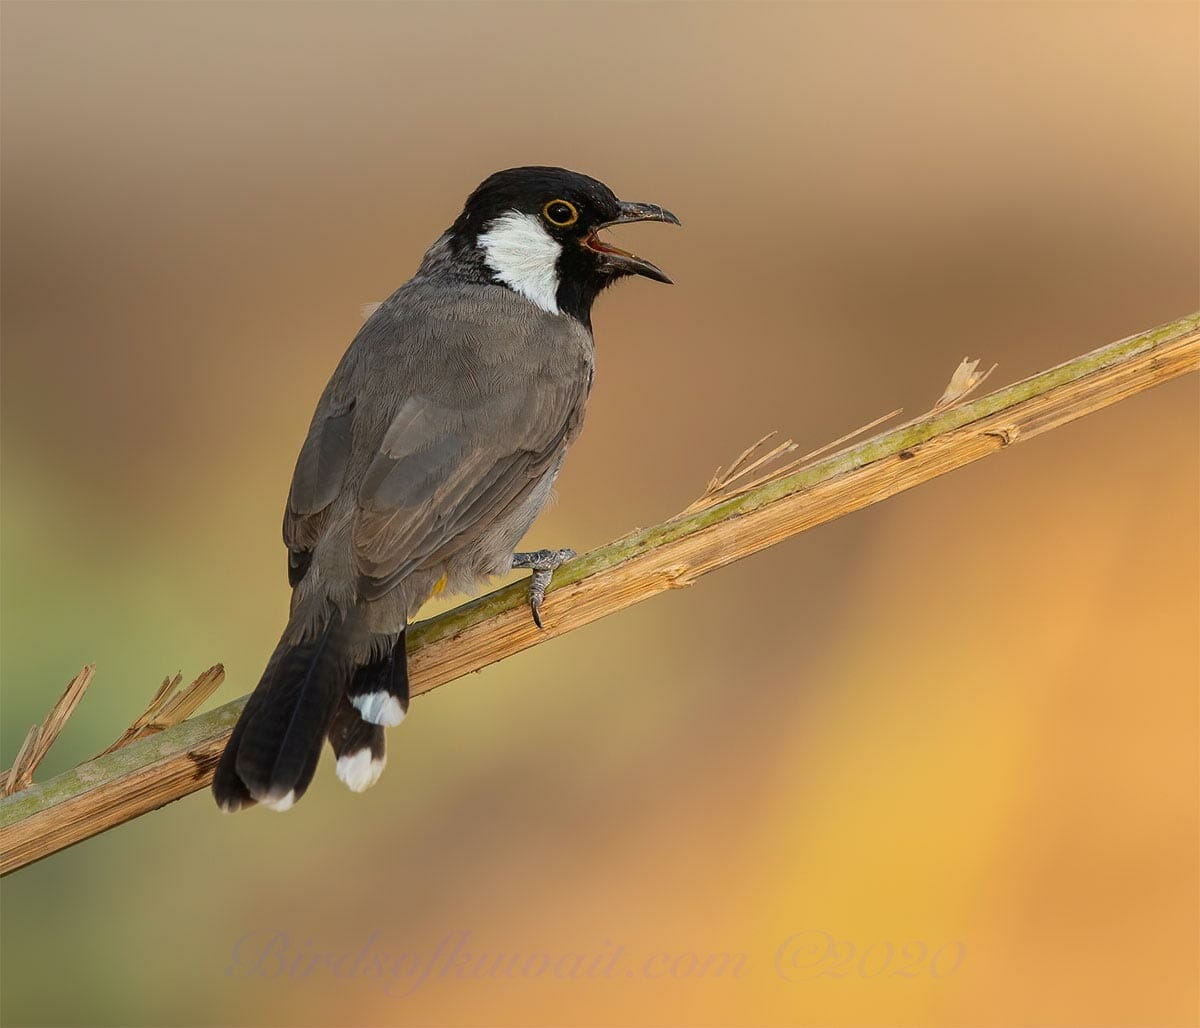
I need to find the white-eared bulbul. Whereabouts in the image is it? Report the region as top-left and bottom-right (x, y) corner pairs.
(212, 167), (678, 812)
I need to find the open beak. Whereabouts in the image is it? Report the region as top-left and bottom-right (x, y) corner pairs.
(583, 200), (681, 284)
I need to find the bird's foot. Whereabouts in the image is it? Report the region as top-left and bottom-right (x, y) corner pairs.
(511, 548), (576, 630)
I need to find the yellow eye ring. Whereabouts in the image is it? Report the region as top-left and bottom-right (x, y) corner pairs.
(542, 199), (579, 227)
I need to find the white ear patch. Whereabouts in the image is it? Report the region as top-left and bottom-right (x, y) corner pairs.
(477, 212), (562, 315)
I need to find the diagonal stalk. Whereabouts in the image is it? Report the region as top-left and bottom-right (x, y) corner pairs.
(1, 312), (1196, 876)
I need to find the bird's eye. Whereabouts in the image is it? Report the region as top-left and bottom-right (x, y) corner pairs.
(542, 199), (579, 227)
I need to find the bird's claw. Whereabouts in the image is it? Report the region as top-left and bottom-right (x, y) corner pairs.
(511, 547), (576, 630)
(529, 569), (550, 630)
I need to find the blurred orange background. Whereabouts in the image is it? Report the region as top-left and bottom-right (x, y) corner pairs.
(2, 3), (1197, 1026)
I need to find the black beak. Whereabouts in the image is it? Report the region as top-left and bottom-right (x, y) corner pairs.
(610, 201), (682, 228)
(585, 200), (681, 284)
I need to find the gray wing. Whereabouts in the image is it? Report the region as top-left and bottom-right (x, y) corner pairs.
(283, 391), (355, 586)
(283, 287), (590, 599)
(352, 377), (580, 599)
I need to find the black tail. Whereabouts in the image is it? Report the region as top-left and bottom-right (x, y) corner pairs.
(212, 611), (355, 812)
(325, 631), (408, 793)
(345, 628), (409, 727)
(326, 693), (387, 793)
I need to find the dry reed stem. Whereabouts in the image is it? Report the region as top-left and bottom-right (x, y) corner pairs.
(681, 407), (904, 516)
(932, 357), (999, 410)
(96, 666), (226, 757)
(1, 312), (1196, 875)
(3, 664), (228, 795)
(2, 666), (95, 796)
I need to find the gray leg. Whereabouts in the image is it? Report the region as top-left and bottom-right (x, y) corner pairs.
(511, 548), (576, 629)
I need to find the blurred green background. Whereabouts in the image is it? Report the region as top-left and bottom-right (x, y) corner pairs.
(2, 2), (1197, 1025)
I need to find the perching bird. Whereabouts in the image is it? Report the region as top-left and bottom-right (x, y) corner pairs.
(212, 166), (678, 813)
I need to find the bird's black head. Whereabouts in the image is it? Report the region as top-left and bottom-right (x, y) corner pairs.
(446, 166), (679, 326)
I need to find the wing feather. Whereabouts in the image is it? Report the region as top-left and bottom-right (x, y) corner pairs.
(278, 284), (592, 599)
(353, 383), (579, 598)
(283, 402), (355, 571)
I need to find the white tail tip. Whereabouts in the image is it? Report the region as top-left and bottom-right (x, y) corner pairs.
(336, 749), (387, 793)
(351, 691), (406, 727)
(259, 789), (297, 813)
